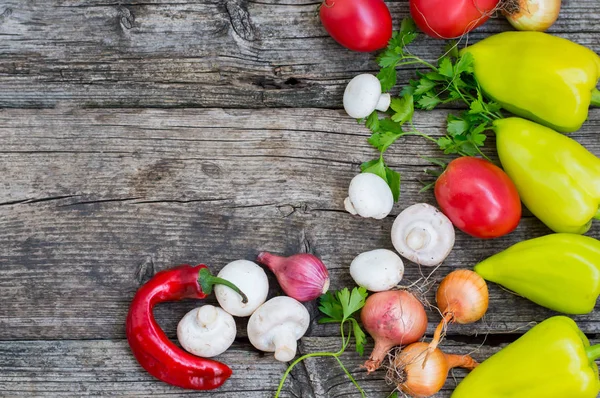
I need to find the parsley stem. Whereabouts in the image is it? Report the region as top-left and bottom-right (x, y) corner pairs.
(274, 320), (364, 398)
(335, 355), (366, 397)
(396, 57), (437, 71)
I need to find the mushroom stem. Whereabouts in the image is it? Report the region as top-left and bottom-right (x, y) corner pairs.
(196, 305), (218, 328)
(406, 227), (432, 251)
(273, 328), (298, 362)
(375, 93), (391, 112)
(344, 197), (358, 215)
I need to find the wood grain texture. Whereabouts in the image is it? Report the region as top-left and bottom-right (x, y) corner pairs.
(0, 0), (599, 108)
(4, 337), (595, 397)
(0, 107), (599, 343)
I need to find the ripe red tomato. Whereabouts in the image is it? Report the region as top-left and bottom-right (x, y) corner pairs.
(409, 0), (500, 39)
(434, 157), (521, 239)
(319, 0), (392, 52)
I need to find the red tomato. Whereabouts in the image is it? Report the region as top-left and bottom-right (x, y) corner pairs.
(319, 0), (392, 52)
(434, 157), (521, 239)
(410, 0), (500, 39)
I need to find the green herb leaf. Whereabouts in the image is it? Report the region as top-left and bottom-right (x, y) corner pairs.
(417, 93), (442, 110)
(379, 118), (405, 134)
(368, 131), (403, 153)
(318, 291), (344, 322)
(469, 100), (485, 114)
(414, 77), (437, 96)
(438, 57), (454, 78)
(454, 52), (474, 76)
(365, 111), (380, 133)
(437, 136), (454, 152)
(377, 51), (401, 68)
(353, 320), (367, 356)
(385, 166), (401, 202)
(447, 116), (469, 137)
(340, 287), (368, 321)
(377, 66), (397, 92)
(361, 156), (387, 182)
(390, 95), (414, 124)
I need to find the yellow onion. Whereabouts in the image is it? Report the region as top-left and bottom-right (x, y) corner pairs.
(503, 0), (561, 31)
(429, 269), (489, 352)
(389, 342), (478, 398)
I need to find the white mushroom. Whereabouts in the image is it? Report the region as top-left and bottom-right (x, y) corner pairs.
(247, 296), (310, 362)
(350, 249), (405, 292)
(177, 305), (236, 357)
(343, 74), (391, 119)
(344, 173), (394, 219)
(391, 203), (455, 266)
(215, 260), (269, 317)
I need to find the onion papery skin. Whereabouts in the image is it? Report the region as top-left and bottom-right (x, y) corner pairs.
(503, 0), (561, 31)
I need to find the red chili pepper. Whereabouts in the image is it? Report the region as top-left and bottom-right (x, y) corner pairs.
(126, 264), (248, 390)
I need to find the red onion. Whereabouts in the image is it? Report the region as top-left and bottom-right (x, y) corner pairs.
(361, 290), (428, 373)
(256, 252), (330, 302)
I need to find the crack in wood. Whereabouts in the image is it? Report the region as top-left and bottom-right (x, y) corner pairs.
(135, 256), (155, 285)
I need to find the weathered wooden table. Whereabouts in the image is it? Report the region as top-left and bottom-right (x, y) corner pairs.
(1, 1), (599, 397)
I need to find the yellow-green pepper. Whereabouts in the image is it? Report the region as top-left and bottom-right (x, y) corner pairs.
(462, 31), (600, 133)
(474, 233), (600, 314)
(451, 316), (600, 398)
(494, 117), (600, 234)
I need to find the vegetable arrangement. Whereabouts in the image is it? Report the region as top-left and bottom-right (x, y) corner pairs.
(124, 1), (600, 397)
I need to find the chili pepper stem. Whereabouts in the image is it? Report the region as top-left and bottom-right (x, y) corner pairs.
(586, 344), (600, 362)
(591, 88), (600, 107)
(197, 268), (249, 303)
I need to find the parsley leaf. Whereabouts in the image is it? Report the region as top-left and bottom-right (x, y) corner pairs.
(353, 322), (367, 356)
(365, 111), (380, 133)
(360, 156), (401, 201)
(385, 166), (401, 202)
(368, 131), (403, 153)
(377, 66), (397, 92)
(390, 95), (414, 124)
(361, 156), (387, 181)
(417, 93), (441, 110)
(413, 78), (437, 96)
(318, 287), (369, 357)
(438, 57), (453, 78)
(454, 52), (474, 76)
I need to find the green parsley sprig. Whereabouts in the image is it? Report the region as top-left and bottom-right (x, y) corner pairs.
(359, 18), (503, 195)
(275, 287), (369, 397)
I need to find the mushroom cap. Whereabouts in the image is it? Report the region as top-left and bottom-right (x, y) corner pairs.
(345, 173), (394, 219)
(215, 260), (269, 317)
(247, 296), (310, 360)
(343, 74), (383, 119)
(391, 203), (455, 266)
(350, 249), (404, 292)
(177, 305), (237, 358)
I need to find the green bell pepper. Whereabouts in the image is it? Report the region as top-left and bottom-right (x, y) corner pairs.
(462, 31), (600, 133)
(474, 233), (600, 314)
(494, 117), (600, 234)
(451, 316), (600, 398)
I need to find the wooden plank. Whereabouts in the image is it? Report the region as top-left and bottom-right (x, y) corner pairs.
(0, 339), (307, 397)
(0, 107), (599, 340)
(0, 0), (598, 108)
(1, 337), (598, 397)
